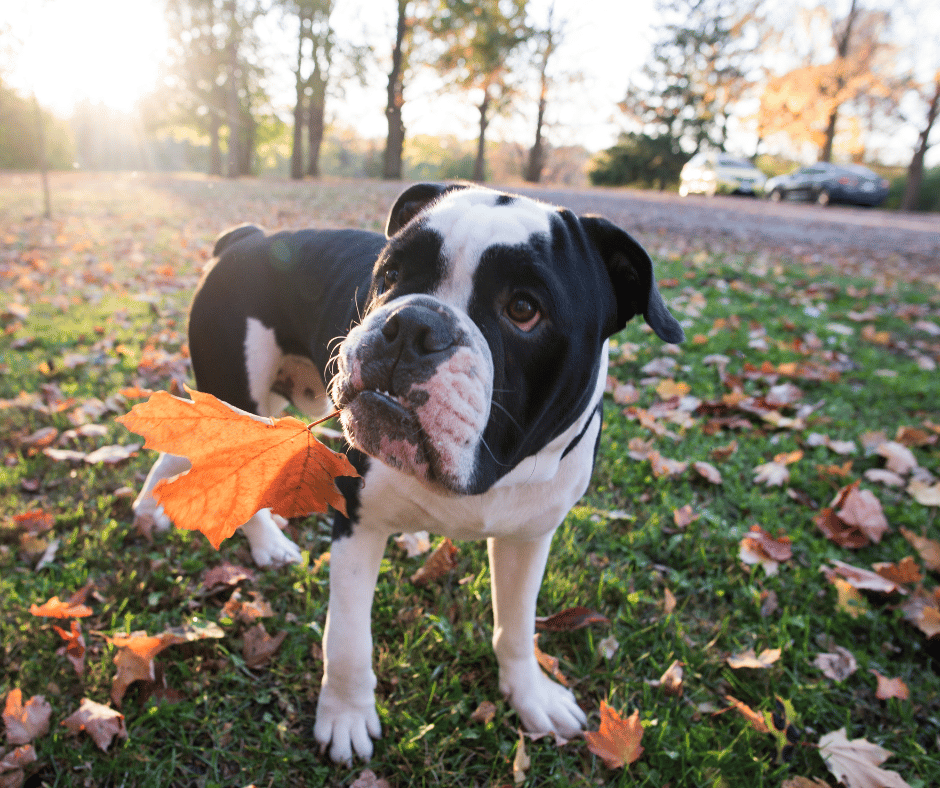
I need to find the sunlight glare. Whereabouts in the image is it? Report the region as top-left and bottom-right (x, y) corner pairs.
(11, 0), (168, 115)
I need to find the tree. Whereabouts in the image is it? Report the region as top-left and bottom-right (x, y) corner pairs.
(523, 1), (564, 184)
(432, 0), (529, 182)
(589, 132), (688, 189)
(902, 71), (940, 211)
(620, 0), (765, 157)
(758, 2), (897, 162)
(384, 0), (409, 179)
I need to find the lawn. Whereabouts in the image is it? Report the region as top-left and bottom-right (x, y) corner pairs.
(1, 172), (938, 788)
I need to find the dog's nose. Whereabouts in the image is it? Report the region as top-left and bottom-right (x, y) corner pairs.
(381, 305), (455, 358)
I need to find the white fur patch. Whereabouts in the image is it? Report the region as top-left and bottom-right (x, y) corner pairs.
(244, 318), (285, 417)
(424, 190), (553, 310)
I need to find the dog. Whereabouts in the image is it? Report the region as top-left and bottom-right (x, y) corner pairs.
(132, 182), (684, 763)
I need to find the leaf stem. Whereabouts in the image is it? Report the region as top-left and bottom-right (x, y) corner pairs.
(307, 409), (342, 429)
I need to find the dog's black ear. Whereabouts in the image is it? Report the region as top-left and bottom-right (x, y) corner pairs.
(385, 182), (467, 237)
(580, 215), (685, 343)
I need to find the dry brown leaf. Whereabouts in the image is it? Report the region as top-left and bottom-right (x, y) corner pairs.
(894, 425), (936, 447)
(410, 537), (458, 586)
(692, 460), (723, 484)
(899, 528), (940, 571)
(672, 505), (699, 528)
(907, 479), (940, 507)
(203, 562), (255, 592)
(814, 507), (870, 549)
(2, 691), (51, 746)
(61, 699), (127, 752)
(656, 379), (690, 399)
(753, 461), (789, 486)
(781, 776), (832, 788)
(818, 728), (911, 788)
(727, 646), (782, 669)
(831, 578), (868, 618)
(533, 635), (568, 687)
(242, 623), (288, 669)
(118, 388), (357, 548)
(649, 450), (688, 479)
(393, 531), (431, 558)
(899, 588), (940, 638)
(584, 702), (644, 769)
(739, 525), (792, 576)
(663, 588), (677, 616)
(535, 606), (610, 632)
(876, 441), (918, 475)
(814, 646), (858, 682)
(710, 439), (738, 461)
(835, 485), (889, 544)
(349, 769), (392, 788)
(873, 556), (922, 586)
(513, 729), (530, 784)
(870, 671), (909, 701)
(52, 620), (86, 675)
(221, 590), (274, 624)
(657, 660), (684, 697)
(824, 560), (905, 595)
(722, 695), (770, 734)
(469, 701), (497, 725)
(0, 744), (37, 787)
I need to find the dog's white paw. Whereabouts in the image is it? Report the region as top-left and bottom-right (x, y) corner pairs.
(242, 509), (303, 568)
(500, 658), (587, 740)
(314, 684), (382, 763)
(133, 502), (173, 533)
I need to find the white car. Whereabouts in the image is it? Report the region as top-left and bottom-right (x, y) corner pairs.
(679, 152), (766, 197)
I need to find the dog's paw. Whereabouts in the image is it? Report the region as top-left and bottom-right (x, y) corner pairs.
(500, 660), (587, 740)
(242, 510), (302, 568)
(314, 686), (382, 764)
(132, 502), (172, 534)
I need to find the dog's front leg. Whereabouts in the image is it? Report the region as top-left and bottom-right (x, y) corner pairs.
(488, 532), (587, 739)
(314, 525), (390, 763)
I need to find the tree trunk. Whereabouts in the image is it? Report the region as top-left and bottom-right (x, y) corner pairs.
(209, 107), (223, 176)
(225, 0), (241, 178)
(291, 8), (309, 180)
(902, 73), (940, 211)
(820, 0), (858, 163)
(474, 89), (490, 182)
(307, 58), (326, 178)
(524, 84), (546, 183)
(32, 93), (51, 219)
(820, 109), (838, 162)
(383, 0), (407, 180)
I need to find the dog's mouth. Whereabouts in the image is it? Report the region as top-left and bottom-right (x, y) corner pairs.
(338, 387), (438, 485)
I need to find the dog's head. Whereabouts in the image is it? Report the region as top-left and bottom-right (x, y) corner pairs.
(330, 183), (684, 495)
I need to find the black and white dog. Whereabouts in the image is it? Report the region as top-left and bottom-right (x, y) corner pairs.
(133, 182), (683, 763)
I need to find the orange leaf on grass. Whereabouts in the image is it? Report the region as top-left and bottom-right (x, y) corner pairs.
(584, 702), (644, 768)
(28, 595), (92, 619)
(117, 387), (358, 549)
(3, 690), (52, 745)
(61, 699), (127, 753)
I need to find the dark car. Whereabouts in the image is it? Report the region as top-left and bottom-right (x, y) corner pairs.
(764, 162), (889, 207)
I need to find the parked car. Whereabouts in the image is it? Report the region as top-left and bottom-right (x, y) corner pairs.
(764, 162), (890, 207)
(678, 152), (766, 197)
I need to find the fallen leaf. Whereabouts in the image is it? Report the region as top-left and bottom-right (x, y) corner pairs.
(221, 590), (274, 624)
(28, 595), (92, 619)
(203, 562), (255, 592)
(672, 504), (699, 528)
(52, 620), (86, 675)
(739, 525), (792, 577)
(899, 588), (940, 638)
(0, 744), (37, 785)
(648, 450), (688, 478)
(818, 727), (911, 788)
(907, 479), (940, 507)
(242, 622), (287, 669)
(781, 776), (831, 788)
(894, 425), (936, 447)
(584, 702), (644, 769)
(835, 484), (889, 544)
(722, 694), (770, 733)
(512, 729), (530, 784)
(814, 646), (858, 681)
(863, 468), (906, 487)
(598, 634), (619, 659)
(533, 635), (568, 687)
(656, 379), (690, 399)
(873, 556), (922, 586)
(814, 507), (869, 549)
(657, 660), (684, 697)
(117, 388), (357, 548)
(663, 588), (677, 616)
(11, 510), (55, 535)
(876, 441), (918, 475)
(469, 701), (497, 724)
(535, 606), (610, 632)
(410, 537), (458, 585)
(394, 531), (431, 557)
(710, 439), (738, 461)
(727, 647), (782, 669)
(870, 671), (909, 701)
(61, 699), (127, 752)
(692, 460), (722, 484)
(831, 578), (869, 618)
(83, 443), (140, 465)
(2, 691), (51, 745)
(349, 769), (391, 788)
(899, 528), (940, 571)
(753, 461), (789, 486)
(823, 560), (905, 595)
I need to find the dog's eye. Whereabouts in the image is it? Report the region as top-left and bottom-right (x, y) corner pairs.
(505, 293), (540, 331)
(382, 267), (399, 292)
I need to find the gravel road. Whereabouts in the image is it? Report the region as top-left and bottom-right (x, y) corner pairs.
(508, 184), (940, 285)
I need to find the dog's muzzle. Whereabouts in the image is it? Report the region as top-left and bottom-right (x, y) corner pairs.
(331, 296), (493, 492)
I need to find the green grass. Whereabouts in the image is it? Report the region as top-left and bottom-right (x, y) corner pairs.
(1, 172), (938, 787)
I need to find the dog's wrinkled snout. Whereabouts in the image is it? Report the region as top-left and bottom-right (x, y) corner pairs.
(381, 304), (455, 361)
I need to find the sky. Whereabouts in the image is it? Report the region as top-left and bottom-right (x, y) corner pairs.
(2, 0), (938, 164)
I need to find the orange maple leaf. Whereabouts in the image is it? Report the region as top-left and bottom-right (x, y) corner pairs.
(28, 595), (93, 619)
(584, 701), (644, 768)
(117, 387), (358, 549)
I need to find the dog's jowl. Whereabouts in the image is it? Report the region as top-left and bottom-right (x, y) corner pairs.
(132, 183), (684, 763)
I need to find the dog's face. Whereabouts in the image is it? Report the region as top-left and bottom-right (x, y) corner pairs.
(330, 184), (683, 495)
